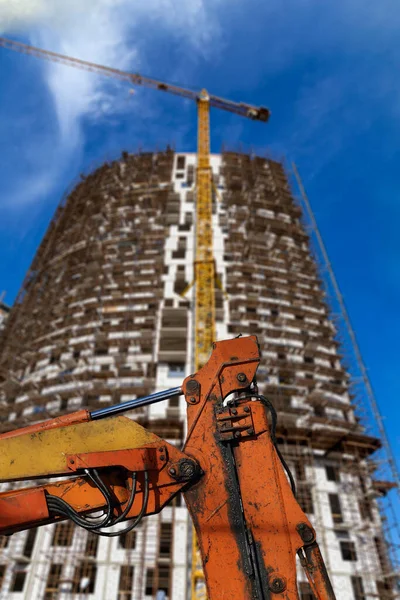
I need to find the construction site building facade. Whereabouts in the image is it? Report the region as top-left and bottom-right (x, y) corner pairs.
(0, 301), (10, 334)
(0, 150), (396, 600)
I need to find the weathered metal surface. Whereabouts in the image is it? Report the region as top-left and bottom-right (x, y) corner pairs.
(183, 336), (333, 600)
(0, 432), (190, 534)
(216, 405), (255, 441)
(168, 458), (202, 482)
(0, 488), (49, 531)
(234, 401), (314, 598)
(302, 543), (336, 600)
(0, 415), (157, 480)
(184, 336), (262, 599)
(0, 409), (90, 440)
(66, 445), (167, 473)
(0, 335), (335, 600)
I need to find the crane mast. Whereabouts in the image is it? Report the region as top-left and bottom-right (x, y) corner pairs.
(0, 36), (270, 600)
(195, 92), (215, 369)
(191, 92), (215, 599)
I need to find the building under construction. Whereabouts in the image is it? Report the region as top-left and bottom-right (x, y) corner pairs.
(0, 300), (10, 334)
(0, 150), (398, 599)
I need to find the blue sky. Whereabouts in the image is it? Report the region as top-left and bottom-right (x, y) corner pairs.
(0, 1), (400, 477)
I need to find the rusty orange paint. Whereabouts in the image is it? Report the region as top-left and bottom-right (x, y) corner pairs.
(0, 335), (335, 600)
(183, 336), (262, 599)
(0, 409), (90, 440)
(0, 438), (188, 535)
(0, 488), (50, 532)
(234, 401), (314, 598)
(302, 543), (336, 600)
(66, 444), (167, 473)
(182, 335), (334, 600)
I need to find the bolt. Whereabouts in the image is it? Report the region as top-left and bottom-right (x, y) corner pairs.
(237, 373), (247, 383)
(296, 522), (314, 543)
(234, 431), (241, 439)
(168, 459), (200, 482)
(244, 406), (250, 413)
(302, 530), (314, 543)
(69, 459), (75, 464)
(179, 460), (196, 479)
(269, 577), (286, 594)
(247, 428), (254, 435)
(189, 397), (197, 404)
(186, 379), (199, 393)
(158, 447), (164, 452)
(160, 455), (166, 461)
(231, 408), (238, 415)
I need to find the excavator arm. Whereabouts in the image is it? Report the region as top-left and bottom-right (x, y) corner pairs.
(0, 414), (194, 536)
(0, 336), (335, 600)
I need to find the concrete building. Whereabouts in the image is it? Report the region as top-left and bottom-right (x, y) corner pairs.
(0, 150), (396, 600)
(0, 299), (10, 333)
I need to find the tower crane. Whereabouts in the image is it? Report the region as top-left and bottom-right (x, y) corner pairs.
(0, 36), (270, 600)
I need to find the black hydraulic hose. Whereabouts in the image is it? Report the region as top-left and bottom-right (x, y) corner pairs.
(46, 468), (150, 538)
(91, 470), (150, 537)
(112, 472), (137, 526)
(47, 468), (115, 529)
(240, 394), (297, 496)
(47, 495), (113, 530)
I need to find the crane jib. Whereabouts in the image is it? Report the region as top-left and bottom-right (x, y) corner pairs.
(0, 36), (270, 122)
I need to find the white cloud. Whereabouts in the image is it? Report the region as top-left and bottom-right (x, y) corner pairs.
(0, 0), (223, 139)
(2, 0), (400, 206)
(0, 0), (224, 207)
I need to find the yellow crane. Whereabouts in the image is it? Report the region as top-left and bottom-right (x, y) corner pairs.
(0, 35), (269, 599)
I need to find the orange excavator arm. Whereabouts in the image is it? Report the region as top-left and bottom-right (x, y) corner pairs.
(0, 336), (335, 600)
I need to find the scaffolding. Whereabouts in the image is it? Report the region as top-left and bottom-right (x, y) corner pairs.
(220, 150), (399, 598)
(291, 162), (400, 587)
(0, 149), (185, 600)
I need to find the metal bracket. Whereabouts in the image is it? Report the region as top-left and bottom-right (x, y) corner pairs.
(216, 404), (255, 441)
(66, 446), (168, 472)
(185, 378), (201, 405)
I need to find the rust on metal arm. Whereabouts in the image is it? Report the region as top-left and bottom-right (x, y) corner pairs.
(0, 416), (195, 535)
(182, 336), (335, 600)
(0, 336), (335, 600)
